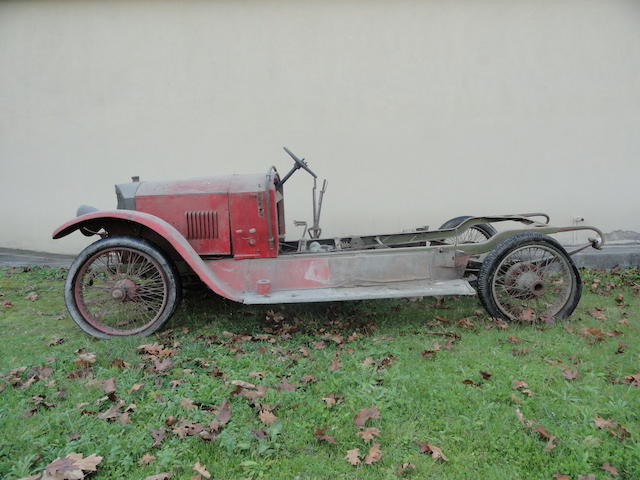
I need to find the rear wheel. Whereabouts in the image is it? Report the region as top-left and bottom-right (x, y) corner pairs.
(438, 215), (497, 244)
(477, 233), (581, 322)
(65, 236), (181, 339)
(438, 215), (497, 279)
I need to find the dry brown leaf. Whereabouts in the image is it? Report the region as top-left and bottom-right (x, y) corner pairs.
(323, 393), (342, 407)
(129, 383), (143, 394)
(345, 448), (361, 466)
(150, 427), (167, 448)
(553, 475), (570, 480)
(397, 463), (416, 476)
(314, 426), (336, 444)
(140, 454), (156, 465)
(519, 308), (536, 323)
(25, 292), (39, 301)
(48, 338), (65, 346)
(180, 398), (195, 410)
(357, 427), (380, 443)
(102, 377), (117, 394)
(515, 408), (533, 428)
(587, 308), (608, 321)
(578, 475), (596, 480)
(416, 442), (448, 461)
(192, 462), (211, 479)
(275, 378), (296, 392)
(354, 406), (380, 427)
(74, 352), (96, 368)
(512, 347), (531, 356)
(533, 425), (558, 452)
(230, 379), (256, 389)
(144, 474), (173, 480)
(36, 452), (103, 480)
(594, 416), (629, 441)
(259, 409), (277, 425)
(561, 369), (579, 381)
(329, 357), (342, 372)
(601, 463), (619, 476)
(364, 442), (383, 465)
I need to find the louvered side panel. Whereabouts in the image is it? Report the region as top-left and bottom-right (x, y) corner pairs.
(185, 210), (218, 239)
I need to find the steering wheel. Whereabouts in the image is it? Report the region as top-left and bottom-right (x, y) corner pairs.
(283, 146), (317, 178)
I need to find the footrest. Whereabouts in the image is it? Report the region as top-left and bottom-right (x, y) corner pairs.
(243, 279), (476, 304)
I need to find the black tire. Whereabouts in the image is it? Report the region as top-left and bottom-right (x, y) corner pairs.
(439, 215), (497, 243)
(65, 236), (181, 339)
(477, 232), (581, 322)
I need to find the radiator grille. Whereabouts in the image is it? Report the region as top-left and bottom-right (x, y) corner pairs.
(185, 210), (218, 239)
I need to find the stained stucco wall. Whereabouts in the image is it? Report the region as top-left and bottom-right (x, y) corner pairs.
(1, 0), (639, 254)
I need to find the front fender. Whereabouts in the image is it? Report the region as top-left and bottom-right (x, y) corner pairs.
(53, 210), (243, 302)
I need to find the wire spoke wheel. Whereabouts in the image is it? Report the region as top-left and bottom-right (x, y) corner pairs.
(477, 233), (581, 322)
(492, 245), (573, 321)
(65, 237), (180, 338)
(438, 216), (497, 245)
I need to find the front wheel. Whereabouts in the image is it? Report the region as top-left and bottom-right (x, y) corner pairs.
(477, 233), (581, 322)
(65, 236), (181, 339)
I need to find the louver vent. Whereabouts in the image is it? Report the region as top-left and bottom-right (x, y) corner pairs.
(185, 211), (218, 239)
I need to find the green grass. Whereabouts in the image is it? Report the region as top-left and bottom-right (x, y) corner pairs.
(0, 266), (639, 479)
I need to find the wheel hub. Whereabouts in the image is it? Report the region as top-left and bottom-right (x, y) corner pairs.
(111, 278), (137, 302)
(505, 263), (543, 299)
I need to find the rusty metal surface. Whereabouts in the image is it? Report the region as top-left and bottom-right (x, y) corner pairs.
(52, 210), (243, 302)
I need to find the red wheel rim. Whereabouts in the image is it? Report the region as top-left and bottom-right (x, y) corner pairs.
(73, 247), (168, 336)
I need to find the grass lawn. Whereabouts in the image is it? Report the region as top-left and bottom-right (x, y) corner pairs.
(0, 266), (639, 480)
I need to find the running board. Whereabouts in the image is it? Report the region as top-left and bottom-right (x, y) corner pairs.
(243, 279), (476, 304)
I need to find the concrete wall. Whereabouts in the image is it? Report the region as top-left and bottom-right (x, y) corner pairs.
(1, 0), (639, 254)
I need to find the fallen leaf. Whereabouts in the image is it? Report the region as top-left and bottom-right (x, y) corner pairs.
(519, 308), (536, 323)
(152, 357), (173, 373)
(578, 475), (596, 480)
(102, 377), (117, 394)
(354, 406), (380, 427)
(129, 383), (143, 393)
(48, 338), (65, 346)
(533, 425), (558, 452)
(180, 398), (195, 410)
(561, 369), (579, 381)
(553, 475), (570, 480)
(620, 372), (640, 386)
(397, 463), (416, 476)
(140, 454), (156, 465)
(479, 370), (492, 380)
(75, 352), (96, 368)
(193, 461), (211, 479)
(33, 452), (103, 480)
(144, 474), (172, 480)
(416, 442), (448, 461)
(594, 416), (629, 441)
(259, 410), (277, 425)
(512, 347), (531, 356)
(25, 292), (39, 301)
(314, 426), (336, 444)
(587, 308), (608, 321)
(357, 427), (380, 443)
(209, 399), (232, 432)
(109, 358), (127, 369)
(275, 378), (296, 392)
(323, 393), (342, 407)
(364, 442), (383, 465)
(150, 427), (167, 448)
(601, 463), (619, 476)
(329, 357), (342, 372)
(345, 448), (361, 466)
